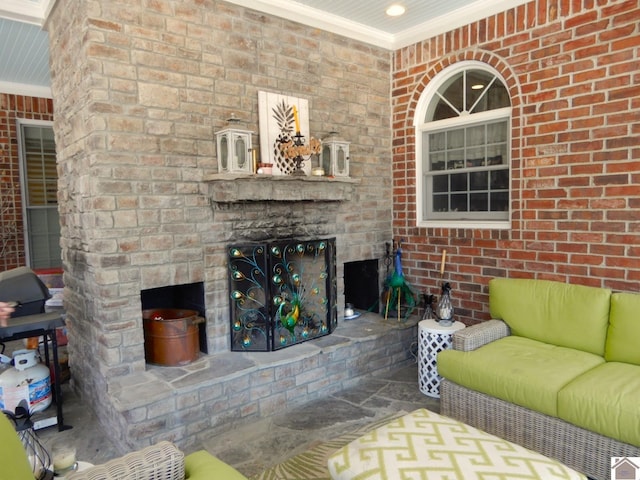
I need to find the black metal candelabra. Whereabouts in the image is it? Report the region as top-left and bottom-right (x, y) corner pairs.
(278, 131), (321, 176)
(291, 132), (307, 176)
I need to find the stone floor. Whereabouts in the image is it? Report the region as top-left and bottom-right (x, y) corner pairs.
(37, 362), (438, 477)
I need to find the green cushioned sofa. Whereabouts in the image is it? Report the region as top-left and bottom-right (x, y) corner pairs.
(438, 278), (640, 480)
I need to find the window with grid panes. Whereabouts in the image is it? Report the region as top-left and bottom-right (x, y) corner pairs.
(19, 121), (61, 269)
(416, 62), (511, 228)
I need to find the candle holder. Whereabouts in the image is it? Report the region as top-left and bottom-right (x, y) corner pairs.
(435, 282), (454, 326)
(215, 114), (253, 174)
(321, 131), (350, 177)
(51, 442), (78, 476)
(278, 132), (321, 176)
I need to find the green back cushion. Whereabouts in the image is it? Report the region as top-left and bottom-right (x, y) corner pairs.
(0, 413), (33, 479)
(605, 292), (640, 365)
(489, 278), (611, 356)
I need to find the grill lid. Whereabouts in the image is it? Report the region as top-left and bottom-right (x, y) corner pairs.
(0, 267), (51, 317)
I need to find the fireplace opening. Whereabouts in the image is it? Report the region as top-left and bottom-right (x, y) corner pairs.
(344, 259), (379, 312)
(140, 282), (208, 360)
(228, 238), (337, 351)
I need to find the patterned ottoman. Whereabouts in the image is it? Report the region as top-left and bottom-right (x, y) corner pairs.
(327, 409), (586, 479)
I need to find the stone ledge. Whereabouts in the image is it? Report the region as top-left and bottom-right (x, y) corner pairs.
(206, 174), (359, 203)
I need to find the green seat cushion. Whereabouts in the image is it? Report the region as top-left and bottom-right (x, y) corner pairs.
(0, 413), (34, 479)
(438, 336), (605, 417)
(558, 362), (640, 447)
(489, 278), (611, 356)
(185, 450), (248, 480)
(605, 292), (640, 365)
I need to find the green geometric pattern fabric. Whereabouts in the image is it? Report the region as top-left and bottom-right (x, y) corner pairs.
(327, 409), (586, 480)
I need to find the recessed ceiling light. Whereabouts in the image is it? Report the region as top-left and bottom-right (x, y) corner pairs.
(386, 4), (406, 17)
(471, 84), (485, 90)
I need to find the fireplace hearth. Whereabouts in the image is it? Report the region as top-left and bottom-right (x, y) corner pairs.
(228, 238), (337, 351)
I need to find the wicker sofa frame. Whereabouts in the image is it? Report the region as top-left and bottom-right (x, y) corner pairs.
(439, 320), (640, 480)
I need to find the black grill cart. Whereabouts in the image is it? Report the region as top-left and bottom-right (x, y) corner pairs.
(0, 267), (69, 431)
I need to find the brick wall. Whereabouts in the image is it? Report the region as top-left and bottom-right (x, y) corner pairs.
(0, 94), (54, 270)
(392, 0), (640, 324)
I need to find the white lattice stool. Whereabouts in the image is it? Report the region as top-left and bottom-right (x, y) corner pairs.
(418, 319), (465, 397)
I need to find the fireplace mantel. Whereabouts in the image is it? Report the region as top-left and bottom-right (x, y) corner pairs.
(206, 174), (358, 203)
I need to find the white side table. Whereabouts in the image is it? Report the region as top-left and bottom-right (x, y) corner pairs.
(418, 319), (465, 398)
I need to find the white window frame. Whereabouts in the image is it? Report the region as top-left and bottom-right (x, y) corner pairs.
(415, 61), (512, 230)
(17, 118), (61, 269)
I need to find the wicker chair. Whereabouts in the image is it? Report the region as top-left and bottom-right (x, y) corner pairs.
(66, 440), (247, 480)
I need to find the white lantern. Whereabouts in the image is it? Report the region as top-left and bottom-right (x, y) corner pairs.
(321, 131), (350, 177)
(215, 116), (253, 173)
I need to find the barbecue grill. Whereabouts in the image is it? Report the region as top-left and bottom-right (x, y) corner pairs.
(0, 267), (51, 317)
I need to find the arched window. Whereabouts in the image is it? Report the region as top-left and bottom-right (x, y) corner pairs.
(415, 61), (511, 228)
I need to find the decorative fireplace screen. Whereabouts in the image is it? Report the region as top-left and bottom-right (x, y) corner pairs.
(228, 238), (337, 351)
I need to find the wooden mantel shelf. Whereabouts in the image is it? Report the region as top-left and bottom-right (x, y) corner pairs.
(206, 174), (359, 203)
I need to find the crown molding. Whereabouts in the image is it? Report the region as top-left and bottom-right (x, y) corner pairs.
(392, 0), (531, 49)
(3, 0), (533, 49)
(0, 80), (52, 99)
(0, 0), (56, 26)
(226, 0), (532, 51)
(223, 0), (394, 49)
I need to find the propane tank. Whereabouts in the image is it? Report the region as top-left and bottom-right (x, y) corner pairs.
(0, 349), (52, 414)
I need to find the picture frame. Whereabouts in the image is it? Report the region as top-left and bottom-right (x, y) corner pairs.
(258, 91), (311, 175)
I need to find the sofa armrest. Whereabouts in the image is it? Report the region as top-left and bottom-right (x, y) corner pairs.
(452, 319), (510, 351)
(185, 450), (248, 480)
(0, 413), (34, 479)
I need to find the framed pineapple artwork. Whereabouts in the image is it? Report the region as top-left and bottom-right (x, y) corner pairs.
(258, 91), (311, 175)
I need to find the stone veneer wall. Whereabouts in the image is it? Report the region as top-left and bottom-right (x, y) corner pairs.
(45, 0), (394, 448)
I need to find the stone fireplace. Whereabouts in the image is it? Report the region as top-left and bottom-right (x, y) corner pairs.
(45, 0), (402, 452)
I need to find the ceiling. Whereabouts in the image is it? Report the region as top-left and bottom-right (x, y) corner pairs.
(0, 0), (528, 98)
